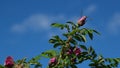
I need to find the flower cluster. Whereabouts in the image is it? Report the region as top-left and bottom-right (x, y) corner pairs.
(74, 47), (81, 56)
(67, 47), (81, 56)
(66, 47), (81, 64)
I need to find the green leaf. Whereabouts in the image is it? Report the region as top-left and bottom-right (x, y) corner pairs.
(88, 30), (93, 40)
(16, 57), (27, 64)
(53, 43), (62, 48)
(35, 63), (42, 68)
(89, 63), (96, 67)
(78, 57), (84, 63)
(41, 50), (57, 58)
(73, 35), (81, 41)
(88, 46), (96, 57)
(69, 38), (77, 45)
(116, 58), (120, 63)
(49, 39), (57, 43)
(93, 53), (97, 59)
(113, 59), (119, 64)
(98, 58), (104, 64)
(40, 53), (49, 58)
(79, 28), (88, 35)
(79, 45), (87, 50)
(64, 24), (70, 32)
(109, 63), (117, 67)
(81, 52), (88, 55)
(53, 35), (60, 39)
(62, 33), (69, 38)
(69, 29), (77, 35)
(80, 35), (86, 42)
(91, 49), (95, 56)
(0, 65), (4, 68)
(93, 30), (100, 35)
(88, 46), (92, 53)
(51, 23), (64, 29)
(105, 58), (113, 63)
(33, 54), (41, 61)
(66, 21), (77, 27)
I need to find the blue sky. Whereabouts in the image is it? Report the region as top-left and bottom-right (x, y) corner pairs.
(0, 0), (120, 67)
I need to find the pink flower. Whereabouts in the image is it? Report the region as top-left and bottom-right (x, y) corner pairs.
(4, 56), (14, 68)
(77, 16), (87, 26)
(49, 57), (57, 64)
(74, 47), (81, 56)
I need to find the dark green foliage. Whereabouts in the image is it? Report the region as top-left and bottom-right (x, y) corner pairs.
(46, 21), (120, 68)
(0, 65), (4, 68)
(47, 22), (100, 67)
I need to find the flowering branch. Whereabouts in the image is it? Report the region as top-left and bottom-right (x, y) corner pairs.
(1, 16), (120, 68)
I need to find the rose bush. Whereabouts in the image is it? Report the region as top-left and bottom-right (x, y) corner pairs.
(0, 16), (120, 68)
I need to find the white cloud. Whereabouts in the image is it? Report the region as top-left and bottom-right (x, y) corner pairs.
(11, 14), (66, 33)
(107, 13), (120, 35)
(85, 5), (96, 15)
(11, 5), (97, 33)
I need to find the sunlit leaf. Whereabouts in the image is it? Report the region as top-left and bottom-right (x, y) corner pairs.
(51, 23), (65, 29)
(79, 28), (88, 35)
(41, 50), (57, 58)
(49, 39), (57, 43)
(80, 35), (86, 42)
(66, 21), (77, 27)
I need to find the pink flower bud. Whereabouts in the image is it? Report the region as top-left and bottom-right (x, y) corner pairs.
(49, 57), (57, 63)
(74, 47), (81, 56)
(77, 16), (87, 26)
(4, 56), (14, 68)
